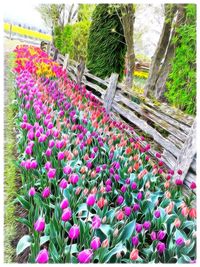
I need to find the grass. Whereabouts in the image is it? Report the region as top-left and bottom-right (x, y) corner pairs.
(4, 52), (17, 263)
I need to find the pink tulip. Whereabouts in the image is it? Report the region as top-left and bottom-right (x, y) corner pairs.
(47, 168), (56, 179)
(29, 187), (36, 196)
(77, 249), (93, 263)
(70, 173), (79, 184)
(61, 208), (72, 221)
(60, 198), (69, 210)
(63, 165), (72, 175)
(92, 215), (101, 229)
(34, 217), (45, 232)
(86, 194), (96, 206)
(45, 148), (52, 157)
(90, 237), (101, 250)
(68, 225), (80, 239)
(41, 187), (50, 198)
(36, 248), (49, 263)
(58, 151), (65, 161)
(59, 178), (68, 189)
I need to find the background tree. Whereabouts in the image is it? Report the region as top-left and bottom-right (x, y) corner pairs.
(165, 4), (196, 114)
(119, 4), (136, 91)
(144, 4), (177, 97)
(87, 4), (126, 80)
(77, 4), (96, 22)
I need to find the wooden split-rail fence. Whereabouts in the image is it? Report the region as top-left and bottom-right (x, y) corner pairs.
(41, 42), (196, 192)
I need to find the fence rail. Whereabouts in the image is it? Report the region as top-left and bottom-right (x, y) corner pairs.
(41, 42), (196, 191)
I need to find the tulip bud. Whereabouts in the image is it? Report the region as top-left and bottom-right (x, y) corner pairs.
(29, 187), (36, 196)
(174, 218), (181, 228)
(34, 217), (45, 232)
(185, 239), (191, 247)
(68, 225), (80, 240)
(59, 178), (68, 189)
(36, 248), (49, 263)
(77, 249), (93, 263)
(130, 248), (139, 261)
(116, 252), (122, 259)
(101, 238), (109, 248)
(47, 168), (56, 179)
(102, 216), (107, 224)
(113, 228), (119, 237)
(41, 187), (50, 198)
(61, 207), (72, 222)
(116, 210), (124, 221)
(60, 198), (69, 210)
(75, 187), (82, 195)
(92, 215), (101, 229)
(86, 194), (96, 206)
(90, 237), (101, 250)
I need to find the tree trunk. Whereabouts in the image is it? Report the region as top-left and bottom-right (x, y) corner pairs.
(144, 4), (177, 97)
(121, 4), (135, 91)
(154, 4), (186, 99)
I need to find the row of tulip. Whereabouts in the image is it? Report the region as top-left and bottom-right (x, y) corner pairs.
(14, 45), (196, 263)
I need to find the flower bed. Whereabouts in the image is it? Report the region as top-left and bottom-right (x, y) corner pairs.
(13, 45), (196, 263)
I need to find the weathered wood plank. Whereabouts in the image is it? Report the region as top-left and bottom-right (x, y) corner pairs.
(115, 93), (187, 141)
(117, 85), (194, 128)
(104, 73), (119, 113)
(112, 101), (180, 157)
(84, 72), (108, 87)
(173, 119), (196, 181)
(139, 104), (190, 134)
(82, 80), (105, 96)
(168, 134), (184, 149)
(63, 54), (69, 70)
(190, 155), (196, 173)
(76, 61), (85, 85)
(162, 150), (176, 169)
(184, 172), (196, 188)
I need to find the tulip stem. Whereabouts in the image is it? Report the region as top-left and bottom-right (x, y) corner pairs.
(69, 238), (73, 263)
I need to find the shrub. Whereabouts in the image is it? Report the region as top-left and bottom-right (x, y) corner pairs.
(87, 4), (126, 80)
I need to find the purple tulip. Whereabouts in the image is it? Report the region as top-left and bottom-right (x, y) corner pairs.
(90, 237), (101, 250)
(47, 168), (56, 179)
(86, 194), (96, 206)
(131, 182), (137, 190)
(70, 174), (79, 184)
(154, 209), (161, 218)
(60, 198), (69, 210)
(30, 160), (38, 169)
(176, 237), (184, 246)
(157, 230), (166, 241)
(25, 146), (32, 155)
(69, 225), (80, 239)
(29, 187), (36, 196)
(63, 165), (72, 175)
(143, 221), (151, 230)
(61, 208), (72, 222)
(59, 178), (68, 189)
(36, 248), (49, 263)
(133, 203), (140, 212)
(114, 174), (120, 181)
(45, 148), (52, 157)
(87, 161), (92, 169)
(156, 242), (166, 254)
(48, 139), (55, 148)
(137, 191), (143, 200)
(117, 195), (124, 205)
(131, 236), (139, 246)
(150, 231), (157, 241)
(106, 185), (112, 192)
(105, 179), (112, 186)
(136, 223), (143, 233)
(58, 151), (65, 161)
(77, 249), (93, 263)
(41, 187), (50, 198)
(45, 161), (52, 171)
(124, 206), (132, 217)
(34, 217), (45, 232)
(96, 166), (101, 173)
(92, 215), (101, 229)
(121, 185), (127, 193)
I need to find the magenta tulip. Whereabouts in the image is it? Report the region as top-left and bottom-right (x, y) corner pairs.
(41, 187), (50, 198)
(36, 248), (49, 263)
(61, 208), (72, 221)
(77, 249), (93, 263)
(34, 217), (45, 232)
(60, 198), (69, 210)
(90, 237), (101, 250)
(68, 225), (80, 239)
(86, 194), (96, 206)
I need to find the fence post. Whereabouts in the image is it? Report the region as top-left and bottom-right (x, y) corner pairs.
(173, 119), (196, 181)
(47, 43), (50, 55)
(63, 54), (69, 70)
(76, 61), (85, 85)
(53, 48), (58, 61)
(104, 73), (119, 113)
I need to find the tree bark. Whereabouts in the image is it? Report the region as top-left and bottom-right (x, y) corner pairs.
(144, 4), (177, 97)
(154, 4), (186, 99)
(121, 4), (135, 91)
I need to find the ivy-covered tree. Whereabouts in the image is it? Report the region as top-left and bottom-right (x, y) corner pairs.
(165, 4), (196, 115)
(87, 4), (126, 80)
